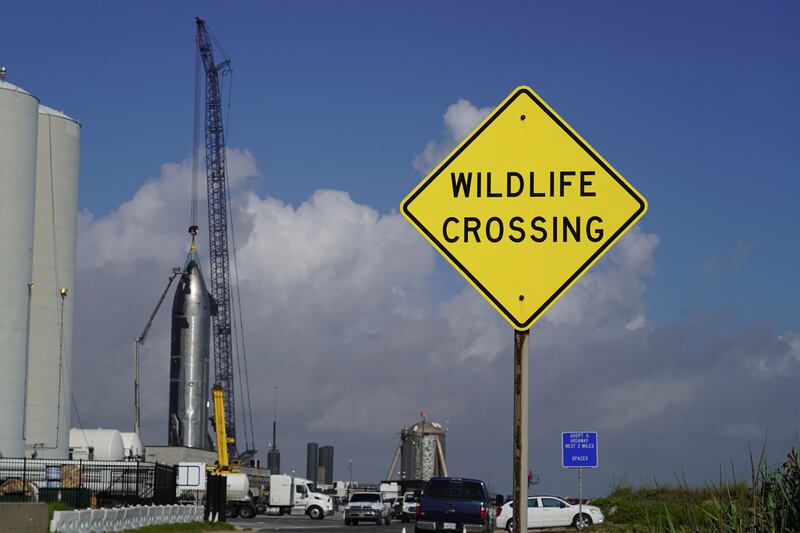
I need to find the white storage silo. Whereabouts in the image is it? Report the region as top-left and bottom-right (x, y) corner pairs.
(24, 105), (80, 459)
(0, 73), (39, 458)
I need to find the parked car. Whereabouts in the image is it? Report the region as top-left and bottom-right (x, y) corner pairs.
(496, 495), (604, 530)
(401, 491), (419, 522)
(415, 477), (497, 533)
(344, 492), (391, 525)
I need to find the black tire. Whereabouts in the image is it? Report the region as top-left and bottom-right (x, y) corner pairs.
(572, 513), (592, 529)
(226, 503), (240, 518)
(353, 520), (359, 526)
(308, 506), (323, 520)
(239, 504), (256, 519)
(345, 518), (352, 525)
(385, 516), (391, 526)
(506, 518), (513, 532)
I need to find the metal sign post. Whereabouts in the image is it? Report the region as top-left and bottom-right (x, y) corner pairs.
(578, 466), (583, 530)
(513, 329), (529, 533)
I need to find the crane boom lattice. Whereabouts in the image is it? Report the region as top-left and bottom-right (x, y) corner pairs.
(196, 17), (237, 459)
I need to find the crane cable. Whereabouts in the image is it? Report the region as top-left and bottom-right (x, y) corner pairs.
(221, 68), (256, 453)
(190, 42), (201, 238)
(226, 167), (256, 452)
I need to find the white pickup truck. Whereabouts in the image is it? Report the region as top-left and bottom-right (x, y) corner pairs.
(344, 492), (391, 525)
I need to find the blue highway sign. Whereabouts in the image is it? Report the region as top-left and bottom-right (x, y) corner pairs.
(562, 431), (598, 468)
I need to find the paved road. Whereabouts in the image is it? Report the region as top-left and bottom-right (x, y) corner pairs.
(229, 514), (414, 533)
(229, 515), (576, 533)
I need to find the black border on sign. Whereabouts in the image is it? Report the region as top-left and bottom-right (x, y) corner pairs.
(401, 87), (647, 330)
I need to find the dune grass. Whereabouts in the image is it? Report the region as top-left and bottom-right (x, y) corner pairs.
(590, 444), (798, 532)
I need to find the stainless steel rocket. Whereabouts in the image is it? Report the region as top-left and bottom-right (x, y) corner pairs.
(168, 247), (213, 449)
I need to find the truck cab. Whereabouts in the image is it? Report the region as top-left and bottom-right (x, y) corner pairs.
(268, 474), (334, 519)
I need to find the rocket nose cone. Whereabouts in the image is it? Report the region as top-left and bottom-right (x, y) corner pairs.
(173, 258), (211, 313)
(186, 260), (209, 296)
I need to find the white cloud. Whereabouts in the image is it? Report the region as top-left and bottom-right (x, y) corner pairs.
(411, 99), (493, 174)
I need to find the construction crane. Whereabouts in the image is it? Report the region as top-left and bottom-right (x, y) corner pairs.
(194, 17), (247, 460)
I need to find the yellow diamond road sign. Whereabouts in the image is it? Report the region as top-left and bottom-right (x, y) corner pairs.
(401, 86), (647, 331)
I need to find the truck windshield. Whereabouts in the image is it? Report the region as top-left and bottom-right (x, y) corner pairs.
(351, 494), (381, 502)
(404, 494), (418, 503)
(425, 480), (484, 501)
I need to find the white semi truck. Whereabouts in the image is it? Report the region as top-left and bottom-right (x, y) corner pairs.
(259, 474), (334, 519)
(177, 464), (333, 519)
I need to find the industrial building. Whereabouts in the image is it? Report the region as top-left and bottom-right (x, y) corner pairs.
(0, 70), (80, 460)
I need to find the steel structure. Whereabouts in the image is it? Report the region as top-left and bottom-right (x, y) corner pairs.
(195, 17), (237, 458)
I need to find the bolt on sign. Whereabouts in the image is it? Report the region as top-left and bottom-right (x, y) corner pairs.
(402, 86), (647, 330)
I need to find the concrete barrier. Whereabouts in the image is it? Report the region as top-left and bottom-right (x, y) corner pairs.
(0, 502), (48, 533)
(50, 504), (203, 532)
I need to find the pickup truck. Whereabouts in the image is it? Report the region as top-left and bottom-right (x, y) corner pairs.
(415, 477), (496, 533)
(344, 491), (392, 525)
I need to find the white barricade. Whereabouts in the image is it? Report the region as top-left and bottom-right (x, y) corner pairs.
(129, 506), (142, 529)
(50, 504), (204, 532)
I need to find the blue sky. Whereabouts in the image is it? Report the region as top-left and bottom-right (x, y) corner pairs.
(4, 1), (799, 494)
(6, 1), (796, 329)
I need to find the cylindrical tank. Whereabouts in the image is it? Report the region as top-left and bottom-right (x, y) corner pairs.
(0, 76), (39, 458)
(319, 445), (334, 485)
(306, 442), (318, 480)
(267, 449), (281, 474)
(25, 105), (80, 460)
(225, 473), (250, 501)
(120, 432), (143, 459)
(400, 428), (416, 480)
(68, 428), (125, 461)
(400, 421), (446, 481)
(169, 250), (212, 448)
